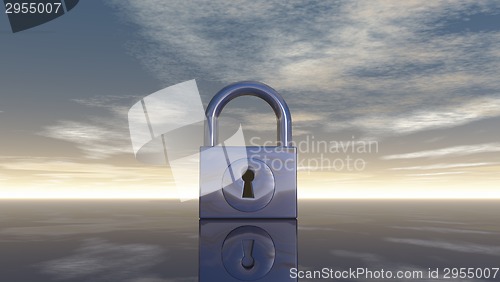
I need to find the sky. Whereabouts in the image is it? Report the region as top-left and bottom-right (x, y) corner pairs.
(1, 0), (500, 199)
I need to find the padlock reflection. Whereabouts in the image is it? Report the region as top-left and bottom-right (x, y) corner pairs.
(199, 220), (297, 281)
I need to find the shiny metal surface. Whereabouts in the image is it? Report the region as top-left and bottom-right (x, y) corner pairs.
(199, 219), (297, 282)
(204, 81), (293, 147)
(199, 146), (297, 218)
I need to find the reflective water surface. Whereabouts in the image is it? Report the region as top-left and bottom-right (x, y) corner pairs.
(0, 200), (499, 281)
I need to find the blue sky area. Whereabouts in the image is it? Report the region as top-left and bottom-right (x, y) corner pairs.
(1, 1), (500, 198)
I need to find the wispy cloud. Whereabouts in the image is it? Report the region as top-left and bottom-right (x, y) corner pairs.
(111, 1), (500, 137)
(382, 143), (500, 160)
(40, 121), (131, 159)
(39, 95), (138, 159)
(405, 171), (465, 177)
(333, 97), (500, 136)
(391, 162), (500, 170)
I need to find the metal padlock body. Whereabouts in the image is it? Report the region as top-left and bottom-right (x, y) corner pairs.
(199, 82), (297, 218)
(200, 146), (297, 218)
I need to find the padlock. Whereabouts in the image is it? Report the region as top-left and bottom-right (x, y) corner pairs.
(199, 81), (297, 218)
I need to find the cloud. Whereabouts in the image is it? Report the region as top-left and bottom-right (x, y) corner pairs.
(40, 120), (132, 159)
(72, 95), (140, 119)
(39, 95), (139, 160)
(112, 1), (500, 87)
(110, 0), (500, 137)
(385, 237), (500, 256)
(390, 162), (500, 170)
(404, 171), (465, 177)
(332, 97), (500, 136)
(41, 81), (205, 164)
(39, 238), (165, 281)
(382, 143), (500, 160)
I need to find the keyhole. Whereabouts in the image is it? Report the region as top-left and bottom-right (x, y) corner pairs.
(241, 169), (255, 198)
(241, 239), (255, 270)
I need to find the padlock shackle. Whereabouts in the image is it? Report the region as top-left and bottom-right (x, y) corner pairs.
(205, 81), (292, 147)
